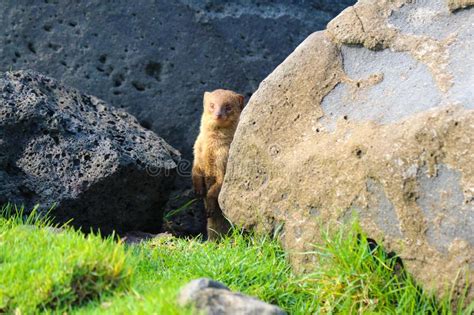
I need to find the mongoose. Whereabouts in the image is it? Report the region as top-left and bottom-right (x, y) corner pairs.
(192, 89), (244, 240)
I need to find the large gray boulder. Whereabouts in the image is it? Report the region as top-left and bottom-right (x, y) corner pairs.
(0, 0), (355, 161)
(0, 70), (179, 234)
(220, 0), (473, 302)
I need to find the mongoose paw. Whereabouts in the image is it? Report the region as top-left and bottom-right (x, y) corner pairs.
(194, 185), (205, 197)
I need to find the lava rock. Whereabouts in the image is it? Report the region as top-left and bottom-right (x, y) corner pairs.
(0, 0), (356, 237)
(0, 0), (355, 161)
(0, 70), (180, 234)
(121, 231), (173, 245)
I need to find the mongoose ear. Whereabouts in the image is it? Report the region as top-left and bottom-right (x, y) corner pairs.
(237, 94), (245, 110)
(203, 91), (211, 107)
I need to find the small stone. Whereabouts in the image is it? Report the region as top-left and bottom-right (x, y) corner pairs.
(177, 278), (286, 315)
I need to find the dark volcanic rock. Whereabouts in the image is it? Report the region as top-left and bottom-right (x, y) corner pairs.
(0, 70), (180, 234)
(0, 0), (355, 161)
(0, 0), (355, 237)
(121, 231), (173, 245)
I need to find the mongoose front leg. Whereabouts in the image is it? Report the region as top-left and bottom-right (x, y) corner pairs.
(205, 166), (231, 239)
(205, 181), (221, 217)
(192, 164), (206, 197)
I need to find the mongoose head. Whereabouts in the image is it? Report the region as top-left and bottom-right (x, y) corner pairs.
(203, 89), (245, 128)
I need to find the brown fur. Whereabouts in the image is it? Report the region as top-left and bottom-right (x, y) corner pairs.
(192, 89), (244, 240)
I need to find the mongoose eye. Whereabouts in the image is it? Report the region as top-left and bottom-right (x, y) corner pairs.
(225, 104), (232, 112)
(209, 103), (215, 109)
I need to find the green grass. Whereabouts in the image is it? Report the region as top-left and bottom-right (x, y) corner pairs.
(0, 204), (472, 314)
(0, 206), (130, 313)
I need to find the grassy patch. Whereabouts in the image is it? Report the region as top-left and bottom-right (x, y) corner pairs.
(305, 223), (473, 313)
(0, 205), (130, 313)
(0, 204), (472, 314)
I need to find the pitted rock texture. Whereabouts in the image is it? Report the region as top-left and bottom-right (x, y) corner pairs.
(0, 0), (355, 161)
(0, 0), (356, 237)
(220, 0), (474, 303)
(177, 278), (286, 315)
(0, 70), (179, 234)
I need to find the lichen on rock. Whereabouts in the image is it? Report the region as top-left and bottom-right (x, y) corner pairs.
(327, 0), (460, 92)
(220, 0), (474, 304)
(447, 0), (474, 12)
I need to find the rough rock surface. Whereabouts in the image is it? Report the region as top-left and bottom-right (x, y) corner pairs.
(0, 0), (355, 161)
(121, 231), (173, 245)
(177, 278), (286, 315)
(220, 0), (474, 302)
(0, 0), (356, 236)
(0, 70), (179, 234)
